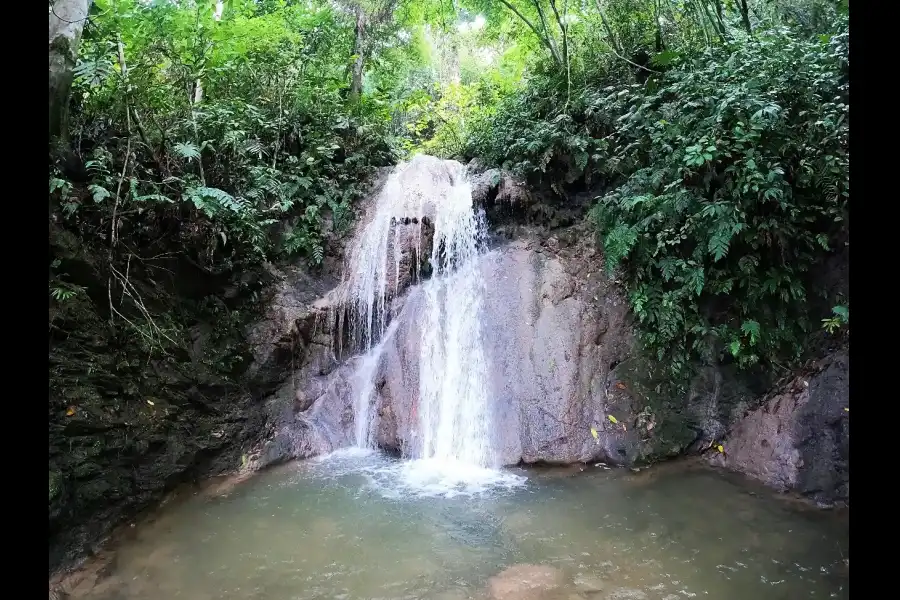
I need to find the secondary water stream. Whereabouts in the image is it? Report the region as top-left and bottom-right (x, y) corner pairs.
(63, 454), (848, 600)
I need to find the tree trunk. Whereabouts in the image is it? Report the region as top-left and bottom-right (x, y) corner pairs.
(192, 1), (224, 106)
(593, 0), (623, 56)
(710, 0), (729, 40)
(348, 6), (367, 103)
(737, 0), (752, 34)
(49, 0), (93, 142)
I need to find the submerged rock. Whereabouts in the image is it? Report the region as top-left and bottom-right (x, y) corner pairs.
(606, 590), (648, 600)
(487, 564), (566, 600)
(573, 573), (606, 593)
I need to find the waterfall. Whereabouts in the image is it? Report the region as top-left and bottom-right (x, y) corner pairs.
(337, 155), (496, 470)
(417, 186), (493, 467)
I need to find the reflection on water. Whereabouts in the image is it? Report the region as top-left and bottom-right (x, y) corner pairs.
(58, 454), (848, 600)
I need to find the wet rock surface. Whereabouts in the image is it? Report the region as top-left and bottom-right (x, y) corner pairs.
(244, 264), (336, 394)
(48, 369), (264, 575)
(709, 350), (849, 505)
(267, 224), (820, 474)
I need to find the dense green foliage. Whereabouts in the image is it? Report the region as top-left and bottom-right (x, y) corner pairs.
(56, 0), (400, 272)
(592, 28), (849, 374)
(453, 0), (850, 380)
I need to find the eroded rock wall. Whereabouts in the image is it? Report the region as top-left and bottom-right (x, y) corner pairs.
(243, 158), (850, 504)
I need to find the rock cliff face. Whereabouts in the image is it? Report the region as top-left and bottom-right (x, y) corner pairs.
(245, 158), (651, 470)
(372, 237), (637, 465)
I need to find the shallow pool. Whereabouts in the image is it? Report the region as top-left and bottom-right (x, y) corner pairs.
(64, 452), (848, 600)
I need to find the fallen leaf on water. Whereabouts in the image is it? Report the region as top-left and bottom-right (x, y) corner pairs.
(66, 407), (76, 417)
(717, 445), (725, 453)
(616, 382), (626, 390)
(590, 427), (599, 439)
(146, 399), (155, 406)
(608, 415), (619, 424)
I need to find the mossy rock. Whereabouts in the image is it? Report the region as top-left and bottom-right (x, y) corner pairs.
(615, 351), (770, 464)
(49, 470), (64, 503)
(612, 355), (702, 464)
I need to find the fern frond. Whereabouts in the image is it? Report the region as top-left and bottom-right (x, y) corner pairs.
(174, 142), (201, 161)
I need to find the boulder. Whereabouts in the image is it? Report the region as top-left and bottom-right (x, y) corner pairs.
(709, 350), (849, 505)
(469, 166), (533, 222)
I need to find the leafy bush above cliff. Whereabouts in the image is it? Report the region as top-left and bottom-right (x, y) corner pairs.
(592, 25), (849, 375)
(56, 0), (401, 273)
(460, 3), (848, 380)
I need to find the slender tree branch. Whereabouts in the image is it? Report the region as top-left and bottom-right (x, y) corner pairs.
(530, 0), (562, 65)
(593, 0), (623, 56)
(548, 0), (571, 105)
(496, 0), (563, 67)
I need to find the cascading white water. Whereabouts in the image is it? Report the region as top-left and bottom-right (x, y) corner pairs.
(338, 155), (500, 477)
(417, 182), (493, 467)
(349, 319), (400, 450)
